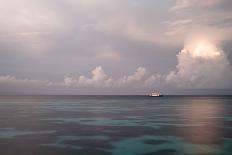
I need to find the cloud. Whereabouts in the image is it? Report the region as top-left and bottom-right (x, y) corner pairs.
(165, 19), (193, 36)
(64, 40), (231, 89)
(170, 0), (192, 11)
(117, 67), (147, 87)
(78, 1), (171, 45)
(0, 67), (153, 91)
(64, 66), (113, 87)
(85, 16), (157, 43)
(0, 0), (67, 56)
(126, 67), (146, 83)
(63, 66), (147, 88)
(0, 0), (232, 94)
(168, 19), (193, 27)
(145, 74), (163, 87)
(0, 75), (53, 86)
(166, 38), (232, 88)
(170, 0), (222, 11)
(166, 0), (232, 45)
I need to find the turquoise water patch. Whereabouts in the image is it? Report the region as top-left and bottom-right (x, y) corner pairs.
(0, 128), (55, 138)
(220, 138), (232, 152)
(41, 117), (205, 129)
(111, 135), (221, 155)
(42, 102), (132, 113)
(42, 135), (110, 150)
(42, 117), (143, 126)
(209, 116), (232, 122)
(224, 116), (232, 121)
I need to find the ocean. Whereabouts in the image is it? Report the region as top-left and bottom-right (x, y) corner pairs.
(0, 95), (231, 155)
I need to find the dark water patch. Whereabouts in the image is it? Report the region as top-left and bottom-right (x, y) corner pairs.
(42, 135), (111, 151)
(72, 148), (112, 155)
(0, 131), (58, 151)
(0, 144), (87, 155)
(142, 149), (177, 155)
(50, 124), (157, 139)
(0, 137), (73, 155)
(62, 139), (114, 149)
(143, 139), (171, 145)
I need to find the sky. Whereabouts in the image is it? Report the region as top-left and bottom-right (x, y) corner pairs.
(0, 0), (232, 95)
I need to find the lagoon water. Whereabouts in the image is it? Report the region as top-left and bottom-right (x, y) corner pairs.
(0, 95), (232, 155)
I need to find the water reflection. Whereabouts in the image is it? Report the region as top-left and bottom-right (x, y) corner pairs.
(179, 98), (223, 145)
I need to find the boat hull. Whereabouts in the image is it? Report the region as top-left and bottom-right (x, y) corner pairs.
(148, 95), (164, 97)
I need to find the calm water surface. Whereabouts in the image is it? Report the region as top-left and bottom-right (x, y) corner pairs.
(0, 95), (232, 155)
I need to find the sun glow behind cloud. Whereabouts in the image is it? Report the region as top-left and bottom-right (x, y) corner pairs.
(191, 43), (220, 59)
(183, 39), (221, 59)
(166, 36), (232, 88)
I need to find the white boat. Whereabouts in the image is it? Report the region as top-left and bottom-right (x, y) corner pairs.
(148, 91), (163, 97)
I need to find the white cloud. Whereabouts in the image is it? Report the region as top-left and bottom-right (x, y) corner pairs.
(165, 19), (193, 36)
(63, 66), (147, 88)
(170, 0), (192, 11)
(125, 67), (146, 83)
(166, 38), (232, 88)
(170, 0), (222, 11)
(0, 75), (52, 86)
(145, 75), (157, 86)
(144, 74), (163, 87)
(64, 66), (112, 87)
(169, 19), (193, 27)
(117, 67), (147, 87)
(0, 67), (150, 90)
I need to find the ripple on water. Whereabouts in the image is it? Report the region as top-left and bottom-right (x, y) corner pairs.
(0, 128), (55, 139)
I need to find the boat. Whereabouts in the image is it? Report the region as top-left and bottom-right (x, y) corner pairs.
(148, 91), (164, 97)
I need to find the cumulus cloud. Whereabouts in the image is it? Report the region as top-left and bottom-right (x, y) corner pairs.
(0, 67), (157, 91)
(63, 66), (147, 88)
(64, 66), (113, 87)
(166, 38), (232, 88)
(0, 75), (53, 87)
(117, 67), (147, 87)
(145, 74), (163, 87)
